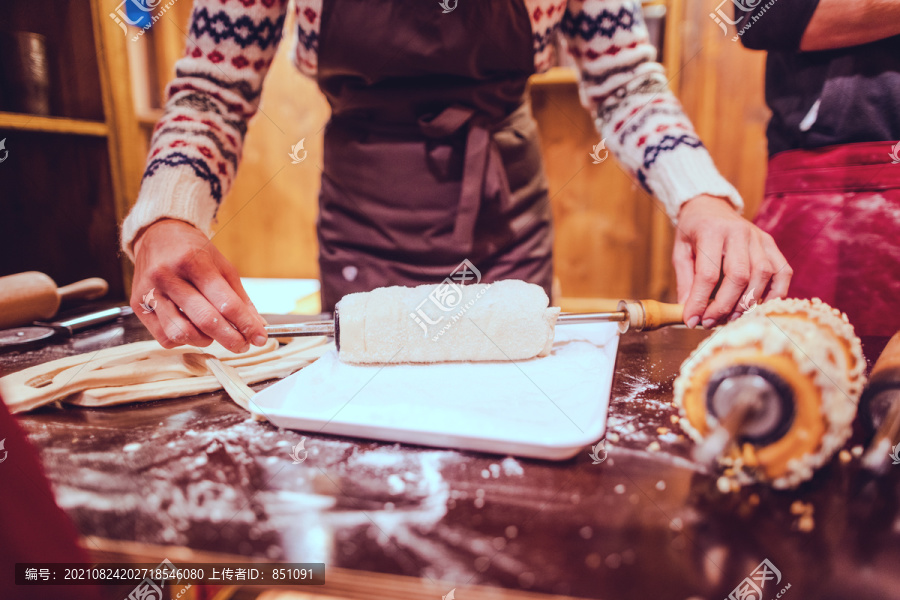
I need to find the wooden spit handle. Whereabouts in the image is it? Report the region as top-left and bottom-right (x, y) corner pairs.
(641, 299), (686, 330)
(617, 300), (685, 332)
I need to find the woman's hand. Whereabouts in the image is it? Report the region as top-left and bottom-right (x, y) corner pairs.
(673, 195), (793, 328)
(131, 219), (268, 352)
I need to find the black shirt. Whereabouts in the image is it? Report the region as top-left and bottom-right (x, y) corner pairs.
(734, 0), (900, 156)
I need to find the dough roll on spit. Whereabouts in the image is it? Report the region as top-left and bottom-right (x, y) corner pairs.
(337, 280), (561, 364)
(674, 298), (866, 489)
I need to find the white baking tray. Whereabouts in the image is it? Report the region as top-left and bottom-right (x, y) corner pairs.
(253, 323), (619, 460)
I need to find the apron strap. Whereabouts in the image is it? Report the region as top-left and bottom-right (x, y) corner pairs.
(418, 106), (512, 252)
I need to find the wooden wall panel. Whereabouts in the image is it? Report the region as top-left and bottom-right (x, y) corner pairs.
(530, 81), (651, 300)
(677, 0), (770, 218)
(210, 39), (329, 280)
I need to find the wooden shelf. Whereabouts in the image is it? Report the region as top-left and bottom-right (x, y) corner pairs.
(530, 67), (579, 87)
(0, 112), (108, 137)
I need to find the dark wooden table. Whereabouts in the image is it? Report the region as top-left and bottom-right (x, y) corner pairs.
(3, 311), (899, 600)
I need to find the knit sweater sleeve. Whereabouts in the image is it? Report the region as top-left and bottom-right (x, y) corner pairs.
(120, 0), (289, 260)
(560, 0), (743, 221)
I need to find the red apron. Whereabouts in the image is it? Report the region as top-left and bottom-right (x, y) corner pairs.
(754, 142), (900, 337)
(0, 398), (101, 599)
(314, 0), (553, 311)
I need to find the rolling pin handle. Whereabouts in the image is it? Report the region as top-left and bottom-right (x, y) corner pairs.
(57, 278), (109, 302)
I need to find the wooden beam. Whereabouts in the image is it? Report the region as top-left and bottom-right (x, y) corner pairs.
(90, 0), (146, 293)
(0, 112), (108, 136)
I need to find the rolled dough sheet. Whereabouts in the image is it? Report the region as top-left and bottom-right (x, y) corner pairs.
(253, 323), (619, 460)
(338, 280), (559, 364)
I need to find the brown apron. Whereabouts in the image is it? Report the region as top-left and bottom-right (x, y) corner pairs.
(314, 0), (552, 311)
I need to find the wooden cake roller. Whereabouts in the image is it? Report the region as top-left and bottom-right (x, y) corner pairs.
(265, 284), (684, 365)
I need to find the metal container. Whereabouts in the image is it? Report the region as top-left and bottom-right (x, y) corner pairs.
(0, 31), (52, 115)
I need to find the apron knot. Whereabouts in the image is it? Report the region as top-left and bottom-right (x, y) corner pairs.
(418, 105), (512, 253)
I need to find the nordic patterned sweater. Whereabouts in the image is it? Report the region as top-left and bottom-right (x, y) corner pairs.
(121, 0), (743, 259)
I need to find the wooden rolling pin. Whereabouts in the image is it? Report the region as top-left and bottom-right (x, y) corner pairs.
(0, 271), (108, 329)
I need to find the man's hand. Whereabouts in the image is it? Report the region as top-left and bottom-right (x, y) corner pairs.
(131, 219), (268, 352)
(673, 195), (792, 329)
